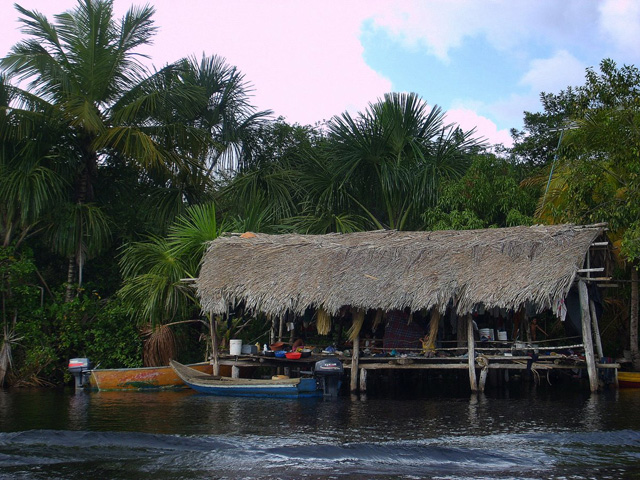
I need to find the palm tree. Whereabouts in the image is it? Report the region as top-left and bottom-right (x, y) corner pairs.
(118, 202), (227, 365)
(141, 55), (272, 227)
(319, 92), (481, 231)
(0, 1), (225, 300)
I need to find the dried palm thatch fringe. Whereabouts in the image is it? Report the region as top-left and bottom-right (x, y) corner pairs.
(421, 310), (441, 353)
(316, 309), (331, 335)
(196, 224), (606, 319)
(142, 324), (177, 367)
(372, 309), (384, 331)
(347, 308), (365, 341)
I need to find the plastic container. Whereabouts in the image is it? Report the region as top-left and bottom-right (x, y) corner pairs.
(497, 331), (508, 341)
(479, 328), (492, 340)
(230, 339), (242, 356)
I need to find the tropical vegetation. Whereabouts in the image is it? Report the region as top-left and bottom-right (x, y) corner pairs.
(0, 0), (638, 385)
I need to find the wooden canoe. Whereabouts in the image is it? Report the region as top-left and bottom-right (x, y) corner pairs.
(89, 362), (218, 391)
(170, 360), (322, 398)
(618, 371), (640, 388)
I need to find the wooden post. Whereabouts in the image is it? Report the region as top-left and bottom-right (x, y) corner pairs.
(467, 314), (477, 391)
(210, 314), (220, 376)
(457, 314), (467, 354)
(589, 299), (604, 361)
(270, 314), (276, 345)
(278, 315), (284, 342)
(350, 335), (360, 393)
(578, 280), (598, 392)
(359, 367), (367, 393)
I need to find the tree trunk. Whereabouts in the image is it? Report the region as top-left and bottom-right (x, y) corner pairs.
(65, 255), (76, 303)
(631, 267), (640, 371)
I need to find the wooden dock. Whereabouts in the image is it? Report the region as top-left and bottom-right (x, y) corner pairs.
(216, 344), (620, 394)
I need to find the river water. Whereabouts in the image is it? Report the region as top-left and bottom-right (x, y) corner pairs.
(1, 384), (640, 479)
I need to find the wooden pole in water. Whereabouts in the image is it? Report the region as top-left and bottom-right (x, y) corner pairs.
(478, 357), (489, 392)
(467, 314), (477, 392)
(578, 280), (599, 392)
(589, 299), (604, 361)
(350, 335), (360, 393)
(359, 367), (367, 393)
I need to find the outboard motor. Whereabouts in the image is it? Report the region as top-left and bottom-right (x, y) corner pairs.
(314, 357), (343, 397)
(68, 358), (91, 389)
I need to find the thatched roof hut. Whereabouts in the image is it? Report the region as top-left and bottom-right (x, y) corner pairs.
(196, 224), (605, 318)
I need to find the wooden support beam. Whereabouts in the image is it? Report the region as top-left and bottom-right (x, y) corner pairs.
(590, 299), (604, 361)
(577, 267), (604, 273)
(578, 280), (599, 392)
(210, 313), (220, 376)
(278, 315), (284, 342)
(467, 314), (477, 391)
(350, 335), (360, 393)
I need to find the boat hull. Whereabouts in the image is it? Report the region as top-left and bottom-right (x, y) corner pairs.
(170, 360), (322, 398)
(618, 371), (640, 388)
(89, 362), (215, 391)
(185, 378), (321, 398)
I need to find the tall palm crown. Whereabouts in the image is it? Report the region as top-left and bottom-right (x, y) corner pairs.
(321, 92), (482, 230)
(0, 1), (262, 299)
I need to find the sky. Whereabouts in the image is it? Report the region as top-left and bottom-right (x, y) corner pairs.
(1, 0), (640, 147)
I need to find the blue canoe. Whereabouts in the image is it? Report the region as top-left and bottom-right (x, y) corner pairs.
(169, 360), (322, 398)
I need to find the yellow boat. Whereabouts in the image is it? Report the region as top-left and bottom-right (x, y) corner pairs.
(89, 362), (218, 391)
(618, 371), (640, 388)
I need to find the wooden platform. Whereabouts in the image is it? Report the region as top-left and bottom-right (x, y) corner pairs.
(215, 349), (620, 393)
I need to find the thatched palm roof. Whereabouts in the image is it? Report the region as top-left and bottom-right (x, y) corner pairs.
(196, 224), (604, 318)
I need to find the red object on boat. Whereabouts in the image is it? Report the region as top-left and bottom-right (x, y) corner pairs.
(285, 352), (302, 360)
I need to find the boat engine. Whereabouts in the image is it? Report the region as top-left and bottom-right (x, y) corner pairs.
(314, 357), (343, 397)
(68, 358), (92, 389)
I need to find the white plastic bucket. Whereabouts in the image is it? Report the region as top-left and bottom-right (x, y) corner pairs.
(479, 328), (492, 340)
(230, 339), (242, 356)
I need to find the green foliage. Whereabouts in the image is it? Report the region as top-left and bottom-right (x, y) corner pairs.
(118, 202), (224, 327)
(422, 208), (485, 231)
(423, 154), (537, 230)
(45, 292), (142, 379)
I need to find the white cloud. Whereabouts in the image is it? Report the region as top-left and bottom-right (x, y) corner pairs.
(598, 0), (640, 55)
(368, 0), (598, 61)
(445, 108), (513, 147)
(519, 51), (586, 94)
(487, 93), (544, 130)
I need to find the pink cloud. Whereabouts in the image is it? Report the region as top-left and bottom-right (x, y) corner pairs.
(0, 0), (392, 126)
(445, 108), (513, 148)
